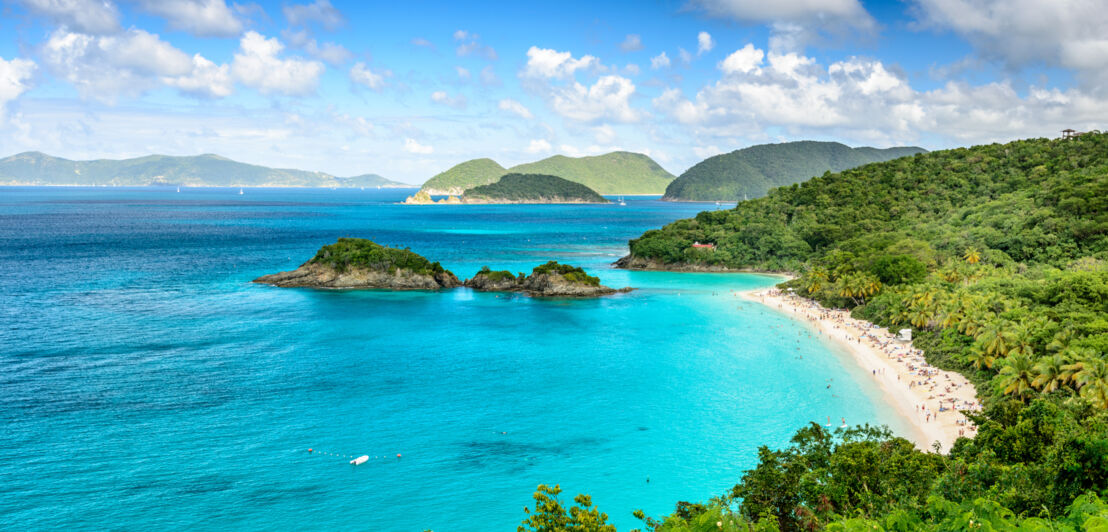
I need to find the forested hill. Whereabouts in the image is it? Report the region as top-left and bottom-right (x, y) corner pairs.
(506, 151), (675, 194)
(418, 158), (507, 195)
(662, 141), (926, 201)
(0, 152), (405, 188)
(462, 173), (608, 203)
(587, 134), (1108, 530)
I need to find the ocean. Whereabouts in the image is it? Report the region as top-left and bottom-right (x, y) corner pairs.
(0, 187), (910, 530)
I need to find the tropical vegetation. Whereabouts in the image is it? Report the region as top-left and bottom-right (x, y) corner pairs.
(418, 157), (508, 194)
(308, 238), (449, 276)
(529, 134), (1108, 530)
(463, 173), (608, 203)
(508, 151), (675, 195)
(662, 141), (925, 202)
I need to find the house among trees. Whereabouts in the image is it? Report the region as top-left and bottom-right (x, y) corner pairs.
(691, 241), (715, 250)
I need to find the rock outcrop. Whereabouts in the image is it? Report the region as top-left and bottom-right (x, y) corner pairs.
(464, 263), (632, 297)
(253, 238), (461, 289)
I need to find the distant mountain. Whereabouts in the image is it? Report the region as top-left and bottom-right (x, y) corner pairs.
(662, 141), (927, 202)
(507, 151), (674, 194)
(462, 173), (608, 204)
(0, 152), (407, 188)
(419, 158), (507, 195)
(418, 151), (676, 196)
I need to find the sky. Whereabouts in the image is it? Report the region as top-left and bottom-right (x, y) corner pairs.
(1, 0), (1106, 184)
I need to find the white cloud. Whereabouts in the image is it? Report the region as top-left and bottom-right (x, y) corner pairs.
(550, 75), (640, 123)
(455, 66), (470, 81)
(720, 44), (764, 74)
(911, 0), (1108, 88)
(697, 31), (715, 54)
(137, 0), (243, 38)
(621, 34), (643, 52)
(498, 98), (533, 119)
(480, 65), (500, 86)
(404, 138), (433, 154)
(164, 54), (232, 98)
(16, 0), (120, 35)
(231, 31), (324, 96)
(650, 51), (670, 69)
(41, 28), (233, 101)
(283, 29), (353, 66)
(284, 0), (343, 29)
(350, 62), (387, 90)
(687, 0), (877, 51)
(693, 145), (724, 158)
(594, 124), (616, 143)
(523, 46), (598, 79)
(679, 47), (693, 64)
(455, 31), (497, 60)
(430, 90), (466, 109)
(525, 139), (552, 153)
(0, 56), (36, 117)
(412, 37), (434, 49)
(623, 63), (641, 76)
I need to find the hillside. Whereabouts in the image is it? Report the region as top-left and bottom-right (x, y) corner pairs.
(662, 141), (926, 201)
(610, 133), (1108, 530)
(0, 152), (405, 188)
(419, 158), (507, 195)
(507, 151), (674, 194)
(461, 173), (608, 203)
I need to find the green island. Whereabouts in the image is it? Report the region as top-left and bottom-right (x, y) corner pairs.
(255, 239), (625, 296)
(528, 133), (1108, 531)
(0, 152), (405, 188)
(462, 173), (608, 204)
(466, 261), (625, 296)
(413, 151), (675, 197)
(662, 141), (926, 202)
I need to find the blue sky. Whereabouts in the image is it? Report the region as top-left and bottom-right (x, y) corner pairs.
(1, 0), (1105, 183)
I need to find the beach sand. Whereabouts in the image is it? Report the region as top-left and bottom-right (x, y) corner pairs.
(739, 287), (980, 453)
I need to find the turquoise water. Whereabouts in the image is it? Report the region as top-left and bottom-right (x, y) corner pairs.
(0, 187), (909, 530)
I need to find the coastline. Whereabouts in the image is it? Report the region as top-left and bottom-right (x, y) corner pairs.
(739, 287), (980, 453)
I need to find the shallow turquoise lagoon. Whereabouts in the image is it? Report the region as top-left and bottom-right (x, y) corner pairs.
(0, 187), (909, 530)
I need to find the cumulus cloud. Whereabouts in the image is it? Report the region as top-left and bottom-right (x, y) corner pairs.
(283, 0), (344, 30)
(479, 65), (500, 86)
(525, 138), (552, 153)
(430, 90), (466, 109)
(0, 56), (37, 117)
(16, 0), (120, 35)
(911, 0), (1108, 88)
(455, 66), (470, 81)
(550, 75), (640, 123)
(686, 0), (877, 51)
(498, 98), (533, 119)
(650, 52), (670, 69)
(136, 0), (243, 38)
(621, 34), (643, 52)
(403, 138), (433, 154)
(719, 43), (764, 74)
(350, 62), (388, 90)
(697, 31), (714, 54)
(42, 28), (231, 100)
(523, 46), (598, 79)
(231, 31), (324, 96)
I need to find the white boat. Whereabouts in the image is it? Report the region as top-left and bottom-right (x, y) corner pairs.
(239, 188), (243, 195)
(350, 455), (369, 465)
(176, 187), (180, 193)
(618, 196), (626, 206)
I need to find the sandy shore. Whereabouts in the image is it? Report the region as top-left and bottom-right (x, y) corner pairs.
(739, 287), (981, 453)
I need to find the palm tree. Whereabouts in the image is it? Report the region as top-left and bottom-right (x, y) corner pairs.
(805, 267), (828, 294)
(1032, 354), (1070, 393)
(975, 317), (1015, 357)
(1061, 348), (1097, 384)
(964, 247), (982, 264)
(965, 346), (996, 370)
(997, 353), (1038, 401)
(1074, 358), (1108, 409)
(1006, 319), (1041, 359)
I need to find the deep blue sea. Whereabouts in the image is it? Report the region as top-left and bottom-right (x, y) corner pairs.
(0, 187), (910, 531)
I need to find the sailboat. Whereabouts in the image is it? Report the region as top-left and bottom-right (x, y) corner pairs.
(239, 188), (244, 195)
(618, 196), (626, 206)
(176, 186), (180, 193)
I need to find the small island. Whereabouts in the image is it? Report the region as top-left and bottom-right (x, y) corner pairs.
(253, 238), (462, 289)
(403, 173), (609, 204)
(255, 239), (628, 296)
(465, 262), (631, 296)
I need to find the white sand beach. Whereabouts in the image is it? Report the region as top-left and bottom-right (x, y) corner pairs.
(740, 287), (981, 453)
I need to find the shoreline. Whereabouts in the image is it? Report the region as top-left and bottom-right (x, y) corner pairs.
(739, 287), (980, 453)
